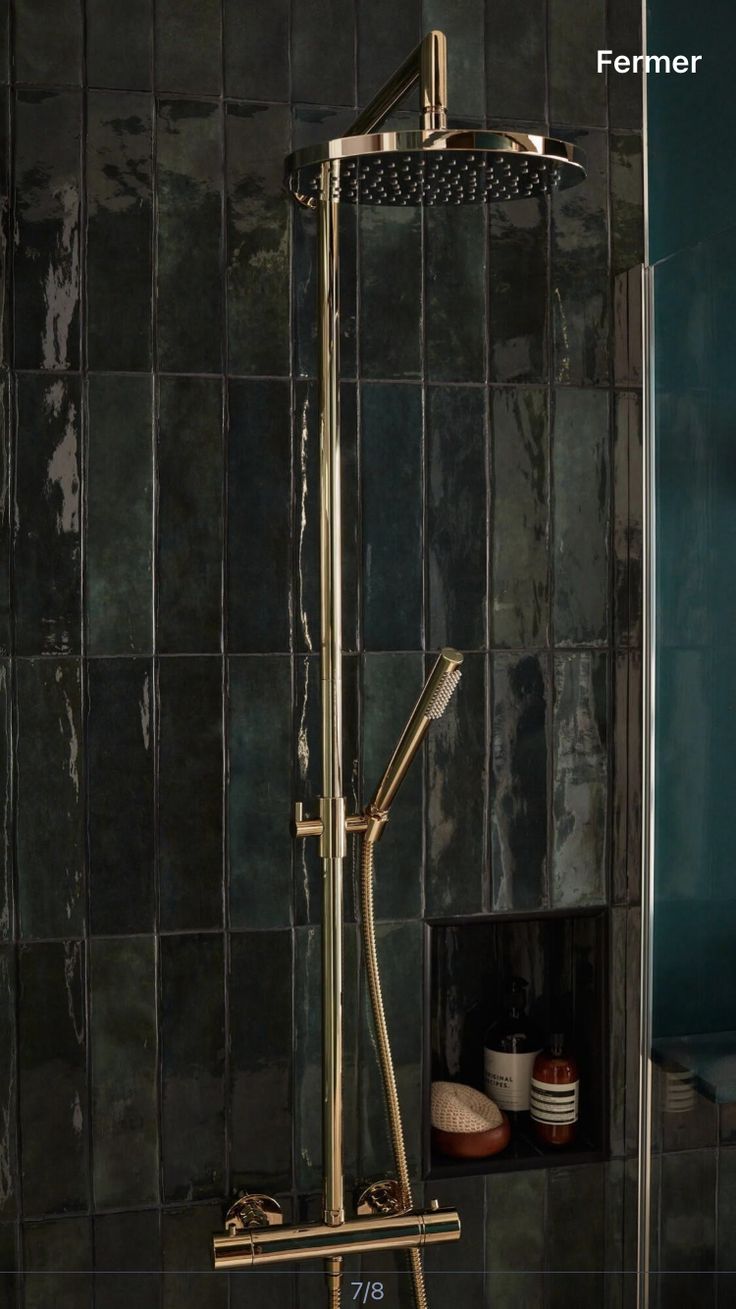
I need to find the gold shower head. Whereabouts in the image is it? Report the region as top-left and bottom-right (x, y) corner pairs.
(364, 647), (463, 843)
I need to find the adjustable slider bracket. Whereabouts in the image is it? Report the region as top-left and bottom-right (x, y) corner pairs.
(292, 801), (381, 852)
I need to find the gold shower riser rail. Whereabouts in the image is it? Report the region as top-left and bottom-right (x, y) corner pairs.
(212, 29), (462, 1288)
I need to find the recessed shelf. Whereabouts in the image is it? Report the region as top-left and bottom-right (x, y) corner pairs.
(423, 908), (609, 1179)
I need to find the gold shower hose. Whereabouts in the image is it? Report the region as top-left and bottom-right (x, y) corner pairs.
(360, 836), (429, 1309)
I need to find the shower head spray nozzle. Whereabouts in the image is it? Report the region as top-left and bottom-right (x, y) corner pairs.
(364, 648), (463, 842)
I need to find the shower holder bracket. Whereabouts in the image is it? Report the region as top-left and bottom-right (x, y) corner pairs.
(292, 801), (381, 846)
(224, 1193), (284, 1234)
(356, 1179), (409, 1217)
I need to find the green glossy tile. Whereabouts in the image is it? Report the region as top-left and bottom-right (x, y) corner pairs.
(0, 1223), (18, 1308)
(552, 130), (609, 386)
(224, 0), (289, 99)
(291, 0), (355, 105)
(0, 6), (8, 86)
(490, 198), (548, 384)
(0, 947), (16, 1219)
(608, 0), (642, 130)
(486, 0), (546, 123)
(491, 387), (549, 647)
(14, 90), (81, 370)
(90, 937), (158, 1209)
(360, 208), (421, 379)
(230, 932), (292, 1193)
(552, 387), (609, 646)
(486, 1171), (545, 1306)
(15, 0), (82, 84)
(157, 100), (222, 373)
(426, 652), (488, 916)
(158, 658), (223, 932)
(362, 383), (422, 650)
(226, 103), (290, 377)
(228, 380), (291, 653)
(358, 0), (419, 104)
(88, 659), (154, 934)
(94, 1210), (160, 1309)
(611, 133), (644, 278)
(23, 1217), (92, 1309)
(491, 653), (549, 911)
(158, 376), (223, 653)
(162, 1203), (227, 1309)
(87, 374), (153, 654)
(718, 1146), (736, 1273)
(549, 0), (607, 128)
(552, 653), (608, 907)
(363, 654), (424, 919)
(87, 91), (153, 371)
(427, 385), (487, 649)
(15, 374), (81, 655)
(87, 0), (152, 90)
(229, 656), (292, 929)
(0, 665), (10, 940)
(16, 660), (84, 939)
(156, 0), (221, 94)
(160, 934), (225, 1203)
(545, 1164), (605, 1301)
(19, 943), (88, 1217)
(0, 377), (9, 654)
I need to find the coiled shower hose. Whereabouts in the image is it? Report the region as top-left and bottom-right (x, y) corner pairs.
(360, 837), (428, 1309)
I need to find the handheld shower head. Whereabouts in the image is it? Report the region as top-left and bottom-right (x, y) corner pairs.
(364, 648), (463, 842)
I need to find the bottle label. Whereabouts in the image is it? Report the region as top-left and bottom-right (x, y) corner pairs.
(529, 1077), (579, 1124)
(483, 1049), (540, 1111)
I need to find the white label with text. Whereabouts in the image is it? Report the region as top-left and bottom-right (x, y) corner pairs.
(529, 1078), (579, 1125)
(483, 1048), (540, 1112)
(597, 51), (702, 74)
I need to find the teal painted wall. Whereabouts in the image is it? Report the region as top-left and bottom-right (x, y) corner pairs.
(650, 0), (736, 1036)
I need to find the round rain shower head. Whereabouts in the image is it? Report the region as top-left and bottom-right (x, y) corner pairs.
(286, 128), (585, 208)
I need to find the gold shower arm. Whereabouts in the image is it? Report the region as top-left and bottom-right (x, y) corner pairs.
(347, 29), (448, 135)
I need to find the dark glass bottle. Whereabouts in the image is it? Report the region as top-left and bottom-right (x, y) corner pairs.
(530, 1033), (579, 1146)
(483, 977), (542, 1114)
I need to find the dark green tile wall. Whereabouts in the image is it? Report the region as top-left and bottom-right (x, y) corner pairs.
(1, 0), (643, 1302)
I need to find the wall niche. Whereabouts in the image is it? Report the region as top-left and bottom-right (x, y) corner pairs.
(425, 909), (608, 1178)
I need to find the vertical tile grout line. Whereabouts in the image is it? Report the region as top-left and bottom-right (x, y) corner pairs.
(286, 0), (301, 1266)
(149, 0), (165, 1284)
(77, 0), (97, 1291)
(604, 0), (617, 928)
(218, 4), (232, 1286)
(5, 0), (23, 1296)
(544, 0), (554, 916)
(484, 1), (493, 917)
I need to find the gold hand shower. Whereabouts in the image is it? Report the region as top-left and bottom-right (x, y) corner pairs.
(362, 648), (463, 844)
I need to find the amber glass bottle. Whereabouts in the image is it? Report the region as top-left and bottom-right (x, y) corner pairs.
(529, 1033), (579, 1146)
